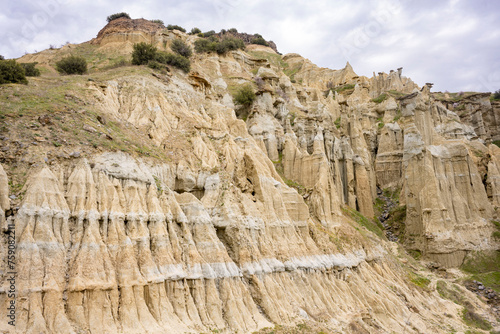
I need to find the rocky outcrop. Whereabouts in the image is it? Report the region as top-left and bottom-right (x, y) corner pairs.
(90, 17), (165, 46)
(438, 93), (500, 143)
(370, 67), (418, 98)
(2, 20), (500, 333)
(0, 153), (477, 333)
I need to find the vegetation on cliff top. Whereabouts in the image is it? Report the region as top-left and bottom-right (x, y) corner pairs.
(194, 36), (245, 55)
(493, 89), (500, 100)
(106, 12), (131, 23)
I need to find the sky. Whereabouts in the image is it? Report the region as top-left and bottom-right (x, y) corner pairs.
(1, 0), (499, 92)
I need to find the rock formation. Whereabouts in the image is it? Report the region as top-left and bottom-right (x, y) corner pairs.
(2, 17), (500, 333)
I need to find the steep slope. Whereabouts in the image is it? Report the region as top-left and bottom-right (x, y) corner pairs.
(1, 18), (499, 333)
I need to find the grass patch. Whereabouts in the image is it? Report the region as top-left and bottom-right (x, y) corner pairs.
(461, 250), (500, 292)
(334, 84), (355, 93)
(342, 206), (385, 239)
(408, 272), (430, 290)
(462, 308), (492, 331)
(387, 90), (406, 98)
(437, 280), (492, 331)
(408, 249), (422, 260)
(247, 51), (288, 70)
(372, 93), (388, 104)
(433, 91), (478, 102)
(0, 66), (170, 164)
(436, 280), (467, 305)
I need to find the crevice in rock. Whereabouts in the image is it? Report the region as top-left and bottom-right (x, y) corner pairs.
(215, 226), (238, 264)
(174, 188), (206, 200)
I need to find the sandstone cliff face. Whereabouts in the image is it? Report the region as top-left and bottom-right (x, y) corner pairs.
(2, 18), (500, 333)
(437, 92), (500, 143)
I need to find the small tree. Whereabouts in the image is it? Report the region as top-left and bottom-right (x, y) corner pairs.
(494, 89), (500, 100)
(0, 55), (4, 60)
(190, 27), (201, 35)
(155, 51), (190, 72)
(166, 24), (186, 33)
(194, 36), (244, 55)
(234, 84), (256, 106)
(171, 39), (192, 58)
(150, 19), (164, 25)
(0, 60), (28, 84)
(106, 12), (131, 23)
(216, 37), (245, 54)
(194, 38), (214, 53)
(132, 42), (157, 65)
(55, 56), (87, 75)
(20, 62), (40, 76)
(251, 36), (268, 46)
(203, 30), (216, 38)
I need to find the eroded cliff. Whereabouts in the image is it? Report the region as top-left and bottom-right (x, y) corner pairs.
(1, 18), (499, 333)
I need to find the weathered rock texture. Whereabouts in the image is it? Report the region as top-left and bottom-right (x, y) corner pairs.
(2, 18), (499, 333)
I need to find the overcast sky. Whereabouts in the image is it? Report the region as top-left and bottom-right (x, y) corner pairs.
(1, 0), (499, 92)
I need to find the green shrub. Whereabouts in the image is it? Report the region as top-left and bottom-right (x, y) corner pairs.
(167, 24), (186, 33)
(233, 84), (256, 106)
(194, 38), (216, 53)
(164, 53), (190, 72)
(147, 60), (164, 70)
(0, 60), (28, 84)
(203, 30), (216, 38)
(106, 12), (130, 23)
(195, 36), (245, 55)
(55, 56), (87, 75)
(190, 27), (201, 35)
(0, 55), (4, 60)
(150, 19), (164, 25)
(155, 51), (190, 72)
(341, 206), (385, 238)
(251, 36), (268, 46)
(228, 28), (238, 33)
(219, 37), (245, 53)
(171, 39), (192, 58)
(132, 42), (157, 65)
(20, 62), (40, 76)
